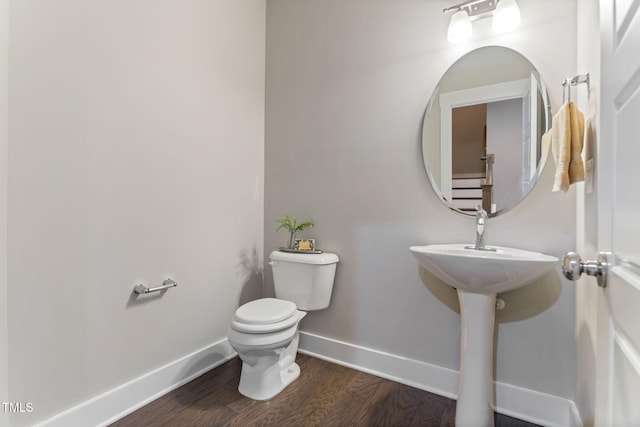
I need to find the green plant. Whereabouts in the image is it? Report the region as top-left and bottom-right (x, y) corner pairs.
(276, 215), (314, 249)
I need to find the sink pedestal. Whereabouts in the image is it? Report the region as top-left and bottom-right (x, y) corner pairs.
(456, 290), (496, 427)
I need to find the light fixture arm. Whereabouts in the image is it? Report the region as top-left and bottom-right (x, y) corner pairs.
(442, 0), (495, 13)
(443, 0), (497, 19)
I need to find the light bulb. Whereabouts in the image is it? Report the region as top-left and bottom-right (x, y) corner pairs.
(447, 10), (472, 44)
(492, 0), (521, 33)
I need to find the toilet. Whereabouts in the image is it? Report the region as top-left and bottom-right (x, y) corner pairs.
(227, 250), (339, 400)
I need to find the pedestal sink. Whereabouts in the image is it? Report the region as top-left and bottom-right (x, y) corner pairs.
(409, 244), (558, 427)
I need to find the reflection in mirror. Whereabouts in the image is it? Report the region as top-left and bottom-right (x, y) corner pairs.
(422, 46), (551, 217)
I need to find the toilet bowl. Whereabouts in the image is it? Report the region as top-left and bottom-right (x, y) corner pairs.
(228, 250), (339, 400)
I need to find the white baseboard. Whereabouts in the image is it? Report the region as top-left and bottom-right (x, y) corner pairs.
(299, 331), (581, 427)
(495, 382), (582, 427)
(35, 340), (237, 427)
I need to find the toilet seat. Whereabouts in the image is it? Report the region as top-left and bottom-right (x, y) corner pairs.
(231, 298), (300, 334)
(228, 322), (298, 349)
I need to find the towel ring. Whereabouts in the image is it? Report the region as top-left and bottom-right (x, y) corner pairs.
(562, 73), (590, 104)
(562, 78), (571, 103)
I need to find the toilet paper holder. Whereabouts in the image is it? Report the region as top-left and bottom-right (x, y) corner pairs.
(134, 278), (178, 295)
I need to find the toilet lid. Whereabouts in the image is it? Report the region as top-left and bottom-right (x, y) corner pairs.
(234, 298), (297, 325)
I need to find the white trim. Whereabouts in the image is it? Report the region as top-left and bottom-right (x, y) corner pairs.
(34, 340), (237, 427)
(495, 382), (582, 427)
(299, 331), (581, 427)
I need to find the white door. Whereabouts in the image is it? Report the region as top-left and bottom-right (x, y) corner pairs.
(591, 1), (640, 425)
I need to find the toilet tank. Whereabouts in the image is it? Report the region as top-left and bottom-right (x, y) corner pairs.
(269, 250), (339, 311)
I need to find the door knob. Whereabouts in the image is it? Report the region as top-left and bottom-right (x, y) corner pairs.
(562, 251), (610, 288)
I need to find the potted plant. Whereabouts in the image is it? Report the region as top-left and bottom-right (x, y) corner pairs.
(276, 215), (314, 250)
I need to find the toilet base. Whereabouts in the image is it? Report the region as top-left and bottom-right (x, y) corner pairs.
(238, 361), (300, 401)
(238, 348), (301, 400)
(236, 328), (302, 401)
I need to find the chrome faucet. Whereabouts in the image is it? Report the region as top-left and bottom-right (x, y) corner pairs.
(466, 205), (496, 251)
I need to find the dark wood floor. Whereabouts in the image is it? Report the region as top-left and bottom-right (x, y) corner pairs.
(110, 353), (540, 427)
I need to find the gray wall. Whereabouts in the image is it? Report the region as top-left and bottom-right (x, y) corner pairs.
(4, 1), (265, 425)
(487, 98), (523, 211)
(0, 0), (8, 408)
(265, 0), (578, 399)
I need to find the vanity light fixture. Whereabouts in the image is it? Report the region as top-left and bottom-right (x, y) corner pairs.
(447, 9), (473, 44)
(492, 0), (521, 32)
(444, 0), (521, 43)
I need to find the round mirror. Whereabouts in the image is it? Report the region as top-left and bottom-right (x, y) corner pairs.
(421, 46), (551, 217)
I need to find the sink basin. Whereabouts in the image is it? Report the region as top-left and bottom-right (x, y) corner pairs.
(410, 243), (558, 293)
